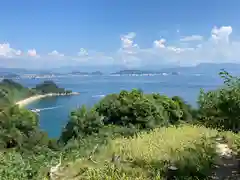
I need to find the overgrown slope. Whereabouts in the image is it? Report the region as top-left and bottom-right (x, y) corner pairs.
(53, 125), (240, 179)
(0, 70), (240, 179)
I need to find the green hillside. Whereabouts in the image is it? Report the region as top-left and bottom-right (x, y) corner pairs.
(0, 70), (239, 179)
(0, 79), (36, 109)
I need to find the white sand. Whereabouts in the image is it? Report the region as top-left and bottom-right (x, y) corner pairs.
(16, 92), (80, 107)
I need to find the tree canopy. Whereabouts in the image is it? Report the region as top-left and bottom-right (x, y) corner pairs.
(34, 80), (72, 94)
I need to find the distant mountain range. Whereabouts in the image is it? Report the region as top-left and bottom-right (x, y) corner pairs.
(1, 63), (240, 77)
(160, 63), (240, 75)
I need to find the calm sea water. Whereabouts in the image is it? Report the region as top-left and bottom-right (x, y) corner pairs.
(16, 75), (223, 137)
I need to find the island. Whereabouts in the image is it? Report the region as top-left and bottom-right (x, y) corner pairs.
(70, 71), (89, 75)
(70, 71), (103, 76)
(91, 71), (103, 75)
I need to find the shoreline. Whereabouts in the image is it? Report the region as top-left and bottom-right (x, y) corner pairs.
(16, 92), (80, 107)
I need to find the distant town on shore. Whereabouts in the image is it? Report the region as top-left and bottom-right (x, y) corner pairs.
(1, 63), (240, 80)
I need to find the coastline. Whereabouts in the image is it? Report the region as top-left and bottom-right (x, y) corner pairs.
(16, 92), (80, 107)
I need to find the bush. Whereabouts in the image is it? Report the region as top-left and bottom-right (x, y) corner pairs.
(172, 96), (197, 122)
(60, 105), (104, 144)
(95, 89), (183, 129)
(60, 90), (189, 145)
(198, 70), (240, 132)
(0, 105), (58, 154)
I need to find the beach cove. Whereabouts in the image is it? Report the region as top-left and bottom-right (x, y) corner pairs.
(16, 92), (80, 107)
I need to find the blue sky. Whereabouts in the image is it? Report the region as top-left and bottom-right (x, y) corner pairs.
(1, 0), (240, 69)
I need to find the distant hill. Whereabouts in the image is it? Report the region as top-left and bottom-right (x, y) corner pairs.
(91, 71), (103, 75)
(71, 71), (89, 75)
(70, 71), (103, 75)
(0, 67), (53, 77)
(112, 63), (240, 75)
(112, 69), (179, 75)
(112, 70), (144, 75)
(1, 63), (240, 76)
(160, 63), (240, 75)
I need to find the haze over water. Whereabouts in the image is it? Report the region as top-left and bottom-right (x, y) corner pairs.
(17, 74), (223, 137)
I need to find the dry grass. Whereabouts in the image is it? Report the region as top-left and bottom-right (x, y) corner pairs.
(55, 125), (240, 180)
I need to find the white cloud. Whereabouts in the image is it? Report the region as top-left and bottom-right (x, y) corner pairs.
(211, 26), (232, 43)
(120, 32), (139, 54)
(154, 39), (166, 48)
(0, 43), (22, 57)
(180, 35), (203, 42)
(27, 49), (38, 57)
(78, 48), (88, 56)
(1, 25), (240, 69)
(117, 32), (141, 66)
(48, 50), (64, 57)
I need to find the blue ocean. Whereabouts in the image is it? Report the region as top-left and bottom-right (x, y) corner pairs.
(17, 74), (223, 137)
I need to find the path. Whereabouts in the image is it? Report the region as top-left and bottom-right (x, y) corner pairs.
(209, 138), (240, 180)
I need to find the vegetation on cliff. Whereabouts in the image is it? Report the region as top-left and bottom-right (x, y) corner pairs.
(34, 80), (72, 94)
(0, 79), (36, 110)
(0, 79), (72, 111)
(0, 71), (239, 179)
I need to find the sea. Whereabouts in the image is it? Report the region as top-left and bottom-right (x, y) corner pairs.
(16, 74), (224, 137)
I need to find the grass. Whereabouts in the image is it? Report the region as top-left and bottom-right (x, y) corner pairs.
(57, 125), (239, 180)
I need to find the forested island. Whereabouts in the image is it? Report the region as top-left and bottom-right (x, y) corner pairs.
(70, 71), (103, 76)
(0, 71), (239, 179)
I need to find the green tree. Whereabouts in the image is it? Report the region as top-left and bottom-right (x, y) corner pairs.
(198, 70), (240, 132)
(60, 105), (104, 144)
(95, 89), (183, 129)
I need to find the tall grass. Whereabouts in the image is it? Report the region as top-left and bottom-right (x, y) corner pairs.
(59, 125), (225, 179)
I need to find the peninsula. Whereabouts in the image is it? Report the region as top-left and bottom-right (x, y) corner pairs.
(0, 79), (79, 109)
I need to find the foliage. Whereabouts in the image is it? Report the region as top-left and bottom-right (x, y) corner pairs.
(1, 70), (240, 179)
(0, 105), (57, 154)
(172, 96), (197, 122)
(0, 79), (36, 109)
(60, 105), (104, 144)
(59, 89), (188, 145)
(0, 79), (73, 112)
(95, 89), (182, 129)
(56, 125), (226, 179)
(198, 70), (240, 132)
(34, 80), (71, 94)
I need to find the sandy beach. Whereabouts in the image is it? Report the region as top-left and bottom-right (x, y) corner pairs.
(16, 92), (80, 107)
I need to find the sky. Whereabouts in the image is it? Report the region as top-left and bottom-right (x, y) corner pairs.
(1, 0), (240, 70)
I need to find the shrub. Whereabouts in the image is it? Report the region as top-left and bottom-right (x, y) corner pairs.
(60, 105), (104, 144)
(95, 89), (183, 129)
(198, 70), (240, 132)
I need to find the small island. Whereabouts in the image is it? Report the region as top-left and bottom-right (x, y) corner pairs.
(70, 71), (103, 76)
